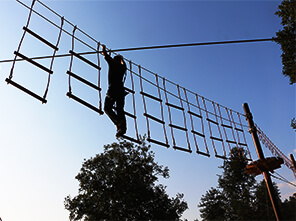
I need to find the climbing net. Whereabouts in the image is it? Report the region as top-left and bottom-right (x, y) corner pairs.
(8, 0), (292, 163)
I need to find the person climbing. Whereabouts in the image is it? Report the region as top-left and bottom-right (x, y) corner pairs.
(101, 44), (127, 137)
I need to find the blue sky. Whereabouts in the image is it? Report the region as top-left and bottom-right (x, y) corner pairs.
(0, 0), (295, 220)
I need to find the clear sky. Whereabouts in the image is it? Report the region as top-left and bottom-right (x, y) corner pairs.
(0, 0), (295, 221)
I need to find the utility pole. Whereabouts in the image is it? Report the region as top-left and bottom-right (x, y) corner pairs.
(243, 103), (281, 221)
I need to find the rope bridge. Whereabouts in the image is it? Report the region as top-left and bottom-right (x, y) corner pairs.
(4, 0), (295, 176)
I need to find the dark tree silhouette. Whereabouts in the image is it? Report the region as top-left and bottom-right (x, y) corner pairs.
(273, 0), (296, 84)
(198, 147), (296, 220)
(253, 180), (282, 220)
(199, 148), (256, 220)
(64, 138), (188, 221)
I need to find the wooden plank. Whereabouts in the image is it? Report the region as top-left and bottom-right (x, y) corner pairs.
(15, 51), (53, 74)
(66, 71), (101, 91)
(67, 92), (103, 115)
(147, 138), (169, 148)
(6, 78), (47, 103)
(140, 91), (162, 102)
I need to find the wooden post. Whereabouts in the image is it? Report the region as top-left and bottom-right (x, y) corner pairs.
(243, 103), (281, 221)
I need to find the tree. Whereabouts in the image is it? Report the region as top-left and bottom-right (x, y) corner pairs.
(253, 180), (282, 220)
(198, 187), (226, 220)
(217, 148), (256, 220)
(198, 147), (296, 220)
(273, 0), (296, 85)
(199, 147), (256, 220)
(281, 196), (296, 220)
(64, 138), (188, 221)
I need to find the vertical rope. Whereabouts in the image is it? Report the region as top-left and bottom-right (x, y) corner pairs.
(195, 94), (210, 155)
(202, 97), (218, 155)
(177, 85), (191, 150)
(211, 101), (226, 157)
(163, 78), (176, 147)
(97, 42), (102, 111)
(43, 16), (64, 101)
(229, 109), (247, 159)
(9, 0), (36, 80)
(156, 74), (168, 145)
(225, 107), (238, 147)
(237, 112), (252, 160)
(130, 61), (139, 140)
(184, 88), (199, 151)
(139, 65), (150, 138)
(217, 104), (232, 152)
(68, 25), (77, 94)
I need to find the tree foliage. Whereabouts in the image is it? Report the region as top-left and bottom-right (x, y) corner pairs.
(217, 148), (256, 220)
(64, 138), (188, 221)
(198, 147), (295, 220)
(273, 0), (296, 84)
(253, 180), (281, 220)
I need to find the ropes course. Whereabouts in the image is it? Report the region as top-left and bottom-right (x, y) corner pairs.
(2, 0), (296, 181)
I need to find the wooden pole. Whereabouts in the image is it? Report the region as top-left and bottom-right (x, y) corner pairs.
(243, 103), (281, 221)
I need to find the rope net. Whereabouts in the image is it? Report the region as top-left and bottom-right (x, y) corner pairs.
(11, 0), (295, 162)
(7, 0), (64, 103)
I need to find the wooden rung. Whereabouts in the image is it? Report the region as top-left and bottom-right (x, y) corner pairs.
(169, 124), (187, 131)
(140, 91), (162, 102)
(144, 113), (165, 124)
(174, 146), (192, 153)
(67, 92), (103, 115)
(147, 138), (169, 148)
(188, 110), (202, 118)
(235, 127), (244, 132)
(125, 111), (136, 119)
(226, 140), (237, 144)
(191, 130), (205, 137)
(23, 27), (59, 51)
(165, 102), (184, 111)
(120, 135), (141, 144)
(210, 136), (223, 142)
(215, 154), (227, 160)
(69, 50), (101, 70)
(238, 142), (248, 146)
(14, 51), (53, 74)
(6, 78), (47, 103)
(196, 150), (210, 157)
(221, 123), (233, 129)
(124, 87), (135, 94)
(66, 71), (101, 91)
(206, 118), (219, 125)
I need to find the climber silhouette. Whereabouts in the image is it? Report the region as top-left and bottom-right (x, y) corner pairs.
(101, 44), (127, 137)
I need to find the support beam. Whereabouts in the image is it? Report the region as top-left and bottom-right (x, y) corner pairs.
(243, 103), (281, 221)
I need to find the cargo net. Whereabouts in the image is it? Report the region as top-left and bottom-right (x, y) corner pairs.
(7, 0), (257, 160)
(256, 124), (296, 179)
